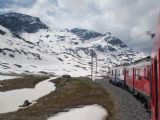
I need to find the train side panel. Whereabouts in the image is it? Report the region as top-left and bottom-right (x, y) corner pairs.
(109, 66), (125, 87)
(151, 15), (160, 120)
(134, 64), (150, 96)
(125, 59), (151, 99)
(158, 49), (160, 120)
(109, 68), (116, 83)
(115, 68), (125, 86)
(126, 67), (134, 92)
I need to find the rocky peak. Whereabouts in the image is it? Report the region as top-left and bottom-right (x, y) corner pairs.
(0, 12), (48, 34)
(70, 28), (104, 40)
(103, 34), (127, 48)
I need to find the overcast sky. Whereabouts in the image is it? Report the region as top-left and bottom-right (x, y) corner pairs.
(0, 0), (160, 54)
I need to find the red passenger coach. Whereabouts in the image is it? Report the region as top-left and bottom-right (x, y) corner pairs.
(125, 57), (151, 103)
(134, 62), (150, 96)
(108, 15), (160, 120)
(125, 65), (134, 92)
(151, 15), (160, 120)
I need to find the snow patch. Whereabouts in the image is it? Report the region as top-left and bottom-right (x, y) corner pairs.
(0, 77), (57, 113)
(47, 104), (108, 120)
(0, 75), (20, 81)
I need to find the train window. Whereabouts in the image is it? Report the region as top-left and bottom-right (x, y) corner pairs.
(135, 69), (139, 80)
(119, 69), (121, 76)
(126, 71), (128, 76)
(117, 70), (119, 76)
(135, 68), (143, 80)
(144, 67), (147, 80)
(155, 59), (159, 118)
(127, 71), (129, 76)
(139, 68), (144, 80)
(127, 69), (132, 76)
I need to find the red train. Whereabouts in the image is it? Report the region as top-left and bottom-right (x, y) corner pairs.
(109, 16), (160, 120)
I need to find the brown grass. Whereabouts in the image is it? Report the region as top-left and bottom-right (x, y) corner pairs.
(0, 75), (116, 120)
(0, 76), (49, 91)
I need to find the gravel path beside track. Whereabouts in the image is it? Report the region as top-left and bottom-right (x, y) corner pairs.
(96, 78), (150, 120)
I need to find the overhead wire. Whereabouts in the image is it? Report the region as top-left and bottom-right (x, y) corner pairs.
(123, 30), (155, 54)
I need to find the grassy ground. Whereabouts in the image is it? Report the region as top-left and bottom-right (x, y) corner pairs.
(0, 75), (49, 91)
(0, 75), (116, 120)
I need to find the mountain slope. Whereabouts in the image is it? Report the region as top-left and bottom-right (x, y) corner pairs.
(0, 12), (48, 34)
(70, 28), (104, 40)
(0, 13), (145, 77)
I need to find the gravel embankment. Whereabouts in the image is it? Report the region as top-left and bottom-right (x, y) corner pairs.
(96, 78), (150, 120)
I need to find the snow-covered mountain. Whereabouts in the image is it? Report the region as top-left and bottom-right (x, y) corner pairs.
(0, 13), (145, 77)
(0, 12), (48, 34)
(70, 28), (104, 40)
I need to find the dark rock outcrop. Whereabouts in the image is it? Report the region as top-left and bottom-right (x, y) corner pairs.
(0, 12), (48, 33)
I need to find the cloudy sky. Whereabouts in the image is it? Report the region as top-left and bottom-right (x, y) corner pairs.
(0, 0), (160, 54)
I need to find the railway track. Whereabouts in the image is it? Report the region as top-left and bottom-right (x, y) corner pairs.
(96, 78), (150, 120)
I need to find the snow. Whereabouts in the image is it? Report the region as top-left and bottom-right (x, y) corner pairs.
(0, 26), (146, 78)
(0, 77), (57, 113)
(0, 75), (20, 81)
(0, 25), (11, 35)
(47, 104), (108, 120)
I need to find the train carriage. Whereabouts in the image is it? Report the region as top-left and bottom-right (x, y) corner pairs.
(108, 15), (160, 120)
(125, 56), (151, 97)
(109, 65), (126, 87)
(150, 15), (160, 120)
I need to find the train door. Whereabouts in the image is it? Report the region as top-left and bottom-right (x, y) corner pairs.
(133, 67), (135, 93)
(158, 49), (160, 120)
(155, 58), (158, 120)
(151, 59), (157, 120)
(151, 54), (159, 120)
(124, 68), (126, 86)
(151, 15), (160, 120)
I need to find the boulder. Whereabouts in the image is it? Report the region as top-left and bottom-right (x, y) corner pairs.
(19, 100), (31, 107)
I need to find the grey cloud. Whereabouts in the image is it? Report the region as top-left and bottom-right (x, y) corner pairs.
(0, 0), (160, 53)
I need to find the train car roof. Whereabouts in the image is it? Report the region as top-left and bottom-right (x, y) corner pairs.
(132, 56), (151, 64)
(111, 56), (151, 70)
(111, 64), (127, 70)
(126, 56), (151, 68)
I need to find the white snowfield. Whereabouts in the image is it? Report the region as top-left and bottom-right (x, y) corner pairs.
(47, 104), (108, 120)
(0, 77), (57, 113)
(0, 25), (145, 77)
(0, 75), (20, 81)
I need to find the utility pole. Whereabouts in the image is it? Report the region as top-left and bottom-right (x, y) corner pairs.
(90, 49), (97, 80)
(107, 61), (109, 79)
(95, 55), (97, 78)
(91, 55), (93, 80)
(146, 31), (155, 39)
